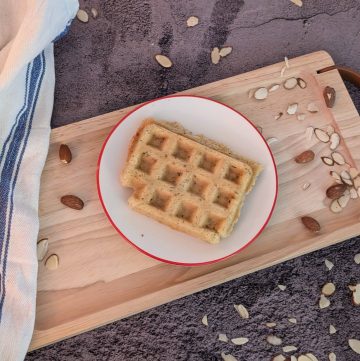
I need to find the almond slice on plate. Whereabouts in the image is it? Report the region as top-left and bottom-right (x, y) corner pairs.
(307, 102), (319, 113)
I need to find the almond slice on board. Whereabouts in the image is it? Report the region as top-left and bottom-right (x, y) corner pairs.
(321, 157), (334, 166)
(297, 113), (306, 121)
(254, 87), (268, 100)
(326, 125), (335, 135)
(330, 199), (342, 213)
(350, 168), (359, 178)
(331, 152), (345, 165)
(305, 127), (314, 142)
(350, 187), (358, 199)
(45, 254), (59, 270)
(302, 182), (311, 190)
(307, 102), (319, 113)
(155, 54), (172, 68)
(297, 77), (307, 88)
(329, 133), (340, 150)
(287, 103), (298, 115)
(314, 128), (330, 143)
(284, 77), (298, 90)
(330, 171), (342, 184)
(269, 84), (280, 92)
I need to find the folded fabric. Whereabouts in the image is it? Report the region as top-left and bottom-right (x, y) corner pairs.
(0, 1), (78, 359)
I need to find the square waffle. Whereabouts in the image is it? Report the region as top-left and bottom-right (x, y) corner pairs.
(121, 119), (262, 244)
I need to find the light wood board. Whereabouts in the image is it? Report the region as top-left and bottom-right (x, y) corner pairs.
(30, 51), (360, 350)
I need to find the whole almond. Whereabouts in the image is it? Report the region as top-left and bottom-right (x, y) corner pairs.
(60, 195), (84, 210)
(324, 86), (336, 108)
(326, 184), (347, 199)
(295, 150), (315, 164)
(301, 216), (320, 233)
(59, 144), (72, 164)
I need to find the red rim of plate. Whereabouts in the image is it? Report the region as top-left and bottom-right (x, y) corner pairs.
(96, 95), (278, 266)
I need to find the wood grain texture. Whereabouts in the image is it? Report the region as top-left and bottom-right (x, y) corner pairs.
(30, 51), (360, 350)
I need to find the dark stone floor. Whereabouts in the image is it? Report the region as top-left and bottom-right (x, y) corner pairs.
(27, 1), (360, 360)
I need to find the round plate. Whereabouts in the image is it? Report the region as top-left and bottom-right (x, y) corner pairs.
(97, 95), (278, 266)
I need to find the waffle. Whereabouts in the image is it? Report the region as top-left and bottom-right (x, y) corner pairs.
(120, 119), (262, 244)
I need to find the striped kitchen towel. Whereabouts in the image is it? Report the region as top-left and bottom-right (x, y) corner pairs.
(0, 1), (78, 359)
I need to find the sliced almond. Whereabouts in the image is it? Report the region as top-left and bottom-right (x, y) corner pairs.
(284, 56), (290, 68)
(77, 9), (89, 23)
(90, 8), (98, 19)
(354, 253), (360, 264)
(221, 352), (237, 361)
(307, 102), (319, 113)
(211, 47), (220, 65)
(314, 128), (330, 143)
(301, 216), (320, 233)
(349, 339), (360, 354)
(350, 168), (359, 178)
(267, 335), (282, 346)
(267, 137), (279, 145)
(329, 324), (337, 334)
(278, 284), (286, 291)
(155, 54), (172, 68)
(325, 259), (334, 270)
(288, 318), (297, 324)
(326, 184), (347, 199)
(330, 199), (342, 213)
(330, 171), (342, 183)
(283, 345), (297, 353)
(186, 16), (199, 27)
(219, 47), (232, 57)
(280, 65), (287, 77)
(319, 294), (330, 309)
(297, 77), (307, 88)
(324, 86), (336, 108)
(291, 357), (298, 361)
(269, 84), (280, 92)
(322, 282), (335, 296)
(295, 150), (315, 164)
(306, 354), (319, 361)
(45, 254), (59, 270)
(350, 187), (358, 199)
(331, 152), (345, 165)
(254, 87), (268, 100)
(355, 177), (360, 189)
(329, 352), (336, 361)
(329, 133), (340, 150)
(231, 337), (249, 345)
(297, 113), (306, 121)
(326, 125), (335, 135)
(302, 182), (311, 190)
(248, 89), (254, 99)
(291, 0), (303, 6)
(284, 77), (298, 90)
(234, 304), (249, 319)
(352, 284), (360, 305)
(37, 238), (49, 261)
(287, 103), (298, 115)
(305, 127), (314, 142)
(219, 333), (228, 342)
(201, 315), (208, 326)
(272, 355), (286, 361)
(266, 322), (277, 327)
(298, 355), (312, 361)
(321, 156), (334, 166)
(275, 112), (283, 120)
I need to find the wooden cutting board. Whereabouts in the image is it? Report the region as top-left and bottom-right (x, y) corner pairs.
(30, 51), (360, 350)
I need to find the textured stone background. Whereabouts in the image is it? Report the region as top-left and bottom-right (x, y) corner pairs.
(27, 0), (360, 360)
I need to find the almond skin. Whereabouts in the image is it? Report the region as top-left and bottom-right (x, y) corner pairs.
(326, 184), (347, 199)
(59, 144), (72, 164)
(301, 216), (320, 233)
(295, 150), (315, 164)
(60, 195), (84, 210)
(324, 86), (336, 108)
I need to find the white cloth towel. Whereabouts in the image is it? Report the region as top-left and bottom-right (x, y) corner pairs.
(0, 1), (78, 359)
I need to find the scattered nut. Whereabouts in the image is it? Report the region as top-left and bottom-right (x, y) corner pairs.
(306, 354), (319, 361)
(37, 238), (49, 261)
(326, 184), (347, 199)
(329, 133), (340, 150)
(284, 77), (298, 90)
(202, 315), (208, 326)
(350, 187), (358, 199)
(59, 144), (72, 164)
(90, 8), (98, 19)
(287, 103), (298, 115)
(297, 77), (307, 88)
(295, 150), (315, 164)
(301, 216), (320, 233)
(350, 168), (359, 178)
(278, 284), (286, 291)
(76, 9), (89, 23)
(155, 54), (172, 68)
(221, 352), (237, 361)
(269, 84), (280, 92)
(219, 47), (232, 57)
(272, 355), (286, 361)
(291, 0), (303, 6)
(329, 352), (336, 361)
(254, 87), (268, 100)
(324, 86), (336, 108)
(288, 318), (297, 324)
(186, 16), (199, 27)
(45, 254), (59, 270)
(283, 345), (297, 353)
(314, 128), (330, 143)
(322, 282), (336, 296)
(297, 113), (306, 121)
(326, 125), (335, 135)
(329, 324), (337, 334)
(331, 152), (345, 165)
(211, 47), (221, 65)
(267, 335), (282, 346)
(351, 284), (360, 305)
(234, 304), (249, 319)
(330, 199), (342, 213)
(307, 102), (319, 113)
(325, 259), (334, 270)
(349, 339), (360, 354)
(231, 337), (249, 345)
(219, 333), (228, 342)
(354, 253), (360, 264)
(330, 171), (342, 184)
(60, 195), (84, 210)
(321, 157), (334, 166)
(266, 322), (277, 327)
(319, 294), (330, 309)
(267, 137), (279, 145)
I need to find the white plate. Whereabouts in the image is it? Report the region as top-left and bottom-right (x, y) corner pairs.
(97, 95), (278, 265)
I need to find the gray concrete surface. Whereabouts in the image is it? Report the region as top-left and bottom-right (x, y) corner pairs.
(27, 0), (360, 360)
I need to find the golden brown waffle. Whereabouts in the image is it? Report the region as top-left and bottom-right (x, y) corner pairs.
(121, 119), (262, 244)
